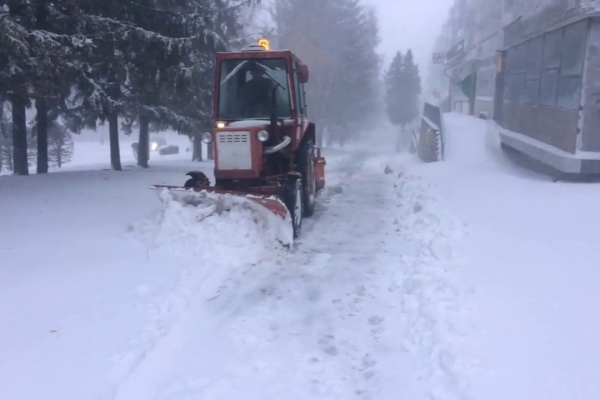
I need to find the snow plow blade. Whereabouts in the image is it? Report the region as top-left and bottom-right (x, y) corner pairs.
(149, 184), (290, 221)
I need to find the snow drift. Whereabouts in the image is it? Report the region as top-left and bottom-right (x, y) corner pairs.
(130, 188), (290, 263)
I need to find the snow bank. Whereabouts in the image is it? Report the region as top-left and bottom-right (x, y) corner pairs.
(385, 167), (474, 400)
(411, 112), (600, 400)
(129, 189), (288, 264)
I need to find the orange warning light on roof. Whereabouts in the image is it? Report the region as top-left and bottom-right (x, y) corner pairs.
(258, 38), (270, 50)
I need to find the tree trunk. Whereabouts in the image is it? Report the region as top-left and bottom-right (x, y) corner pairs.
(11, 94), (28, 175)
(36, 99), (48, 174)
(108, 112), (122, 170)
(137, 114), (150, 168)
(192, 133), (203, 161)
(207, 140), (214, 160)
(396, 125), (404, 153)
(0, 111), (4, 173)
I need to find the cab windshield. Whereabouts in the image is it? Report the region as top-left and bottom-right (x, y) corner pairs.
(217, 58), (292, 120)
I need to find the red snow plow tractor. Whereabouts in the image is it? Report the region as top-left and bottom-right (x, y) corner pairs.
(151, 39), (326, 239)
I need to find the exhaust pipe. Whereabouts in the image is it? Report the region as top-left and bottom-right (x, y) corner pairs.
(264, 135), (291, 154)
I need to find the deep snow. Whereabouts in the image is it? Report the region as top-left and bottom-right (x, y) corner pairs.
(1, 115), (599, 400)
(412, 113), (600, 400)
(117, 150), (469, 400)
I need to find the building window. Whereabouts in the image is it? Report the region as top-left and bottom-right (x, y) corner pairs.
(542, 28), (562, 69)
(513, 72), (527, 104)
(556, 19), (588, 109)
(525, 35), (543, 104)
(540, 68), (559, 106)
(502, 19), (589, 110)
(560, 20), (587, 75)
(476, 64), (495, 99)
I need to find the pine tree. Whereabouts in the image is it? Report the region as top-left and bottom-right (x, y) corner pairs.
(1, 1), (92, 174)
(149, 0), (244, 162)
(403, 49), (422, 122)
(47, 123), (74, 168)
(55, 0), (255, 169)
(384, 49), (421, 152)
(271, 0), (381, 147)
(384, 51), (404, 126)
(1, 0), (257, 173)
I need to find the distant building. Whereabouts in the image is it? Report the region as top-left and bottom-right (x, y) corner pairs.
(429, 0), (600, 177)
(428, 0), (503, 116)
(491, 0), (600, 177)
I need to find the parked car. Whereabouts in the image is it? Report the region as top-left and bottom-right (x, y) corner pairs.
(131, 136), (179, 161)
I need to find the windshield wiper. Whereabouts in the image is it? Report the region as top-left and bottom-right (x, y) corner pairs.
(221, 60), (248, 84)
(255, 63), (286, 91)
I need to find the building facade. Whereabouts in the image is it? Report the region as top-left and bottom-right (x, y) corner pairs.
(492, 0), (600, 176)
(429, 0), (503, 116)
(430, 0), (600, 177)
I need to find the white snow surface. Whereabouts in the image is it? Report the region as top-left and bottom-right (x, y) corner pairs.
(413, 113), (600, 400)
(1, 116), (599, 400)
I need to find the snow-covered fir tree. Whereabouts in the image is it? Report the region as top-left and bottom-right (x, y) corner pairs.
(0, 0), (257, 173)
(271, 0), (381, 147)
(47, 123), (74, 168)
(384, 49), (421, 151)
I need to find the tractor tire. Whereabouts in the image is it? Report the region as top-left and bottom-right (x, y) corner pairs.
(283, 176), (304, 239)
(297, 138), (316, 217)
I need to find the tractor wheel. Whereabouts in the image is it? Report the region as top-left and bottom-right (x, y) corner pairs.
(283, 176), (304, 239)
(297, 138), (316, 217)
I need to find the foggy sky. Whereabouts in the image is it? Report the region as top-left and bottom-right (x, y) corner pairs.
(367, 0), (454, 74)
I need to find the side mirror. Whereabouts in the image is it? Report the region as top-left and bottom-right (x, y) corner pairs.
(298, 64), (309, 83)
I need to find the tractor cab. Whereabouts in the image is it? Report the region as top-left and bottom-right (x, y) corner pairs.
(211, 40), (309, 127)
(217, 57), (292, 120)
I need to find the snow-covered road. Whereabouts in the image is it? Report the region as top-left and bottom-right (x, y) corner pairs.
(118, 151), (468, 400)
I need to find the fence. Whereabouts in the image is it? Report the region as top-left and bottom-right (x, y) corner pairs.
(417, 102), (445, 163)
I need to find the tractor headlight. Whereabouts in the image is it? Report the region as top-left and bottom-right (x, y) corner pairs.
(257, 130), (269, 142)
(201, 131), (213, 144)
(150, 142), (158, 151)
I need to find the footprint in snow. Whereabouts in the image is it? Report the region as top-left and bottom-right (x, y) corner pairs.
(318, 334), (338, 356)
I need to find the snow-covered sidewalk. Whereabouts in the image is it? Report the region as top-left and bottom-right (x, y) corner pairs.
(410, 113), (600, 400)
(117, 151), (469, 400)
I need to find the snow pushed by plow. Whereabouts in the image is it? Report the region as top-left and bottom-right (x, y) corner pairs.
(115, 189), (291, 400)
(132, 188), (292, 259)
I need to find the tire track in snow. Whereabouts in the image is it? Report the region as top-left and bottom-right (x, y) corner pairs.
(154, 156), (414, 399)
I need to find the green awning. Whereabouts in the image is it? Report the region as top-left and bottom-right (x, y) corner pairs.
(460, 74), (473, 99)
